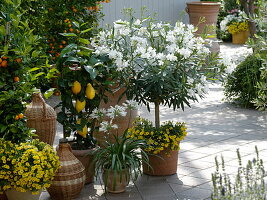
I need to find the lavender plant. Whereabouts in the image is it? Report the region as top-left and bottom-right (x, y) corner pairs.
(211, 146), (266, 200)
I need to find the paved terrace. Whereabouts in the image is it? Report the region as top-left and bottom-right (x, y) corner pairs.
(41, 43), (267, 200)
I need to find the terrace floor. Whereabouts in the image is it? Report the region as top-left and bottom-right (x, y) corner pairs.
(40, 43), (267, 200)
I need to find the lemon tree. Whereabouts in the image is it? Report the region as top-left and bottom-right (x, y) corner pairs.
(56, 27), (113, 149)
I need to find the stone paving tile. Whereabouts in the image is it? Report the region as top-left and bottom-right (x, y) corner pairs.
(175, 187), (212, 200)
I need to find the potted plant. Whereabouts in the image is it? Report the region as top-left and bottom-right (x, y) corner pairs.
(0, 139), (60, 200)
(127, 118), (187, 176)
(92, 15), (228, 175)
(93, 134), (149, 193)
(220, 10), (249, 44)
(186, 0), (222, 51)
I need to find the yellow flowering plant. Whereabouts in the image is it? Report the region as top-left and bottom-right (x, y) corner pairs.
(227, 21), (249, 34)
(127, 118), (187, 155)
(0, 139), (60, 195)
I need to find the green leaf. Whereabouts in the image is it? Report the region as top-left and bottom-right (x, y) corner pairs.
(60, 33), (77, 37)
(84, 65), (98, 80)
(60, 44), (77, 57)
(81, 28), (93, 34)
(78, 38), (90, 45)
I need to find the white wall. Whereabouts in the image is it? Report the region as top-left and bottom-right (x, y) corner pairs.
(100, 0), (195, 27)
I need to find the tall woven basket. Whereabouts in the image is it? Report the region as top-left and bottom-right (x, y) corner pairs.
(47, 142), (86, 200)
(25, 93), (56, 145)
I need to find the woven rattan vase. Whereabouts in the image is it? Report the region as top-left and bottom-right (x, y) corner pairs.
(47, 142), (86, 200)
(25, 93), (56, 145)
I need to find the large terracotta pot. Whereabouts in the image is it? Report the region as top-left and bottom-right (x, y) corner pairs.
(5, 188), (41, 200)
(47, 143), (86, 200)
(25, 93), (57, 145)
(95, 87), (137, 146)
(232, 31), (249, 44)
(143, 149), (179, 176)
(72, 147), (97, 184)
(186, 1), (221, 52)
(103, 168), (130, 193)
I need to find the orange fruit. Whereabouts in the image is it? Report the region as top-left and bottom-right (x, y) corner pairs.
(15, 115), (20, 120)
(69, 28), (74, 32)
(54, 91), (61, 96)
(64, 30), (67, 33)
(1, 60), (7, 67)
(15, 58), (22, 63)
(62, 41), (66, 44)
(0, 58), (2, 63)
(2, 56), (8, 60)
(73, 8), (78, 12)
(68, 24), (72, 28)
(59, 45), (63, 48)
(13, 76), (19, 82)
(76, 30), (80, 33)
(18, 113), (24, 119)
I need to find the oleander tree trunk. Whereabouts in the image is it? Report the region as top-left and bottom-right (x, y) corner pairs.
(239, 0), (257, 38)
(154, 101), (160, 129)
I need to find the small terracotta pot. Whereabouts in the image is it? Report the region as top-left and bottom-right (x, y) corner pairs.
(5, 188), (41, 200)
(72, 147), (97, 184)
(102, 168), (130, 193)
(143, 149), (179, 176)
(232, 31), (249, 44)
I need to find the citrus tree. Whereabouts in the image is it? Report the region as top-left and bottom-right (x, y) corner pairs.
(0, 0), (47, 143)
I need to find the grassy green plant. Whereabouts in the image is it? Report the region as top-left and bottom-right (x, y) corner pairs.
(211, 146), (266, 200)
(93, 133), (149, 191)
(224, 54), (262, 108)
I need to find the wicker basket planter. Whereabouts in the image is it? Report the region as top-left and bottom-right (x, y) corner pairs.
(143, 149), (179, 176)
(47, 143), (86, 200)
(25, 93), (57, 145)
(72, 147), (97, 184)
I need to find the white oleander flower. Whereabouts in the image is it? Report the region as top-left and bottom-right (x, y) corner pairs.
(166, 54), (177, 62)
(122, 100), (139, 110)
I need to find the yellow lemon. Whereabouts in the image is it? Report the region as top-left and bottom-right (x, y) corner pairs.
(77, 119), (87, 138)
(75, 99), (86, 113)
(85, 83), (95, 100)
(71, 81), (82, 95)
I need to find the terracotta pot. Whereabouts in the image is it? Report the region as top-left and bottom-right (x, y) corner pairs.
(72, 147), (97, 184)
(5, 188), (41, 200)
(103, 168), (130, 193)
(25, 93), (57, 145)
(47, 143), (86, 200)
(232, 31), (249, 44)
(186, 1), (221, 35)
(0, 192), (8, 200)
(95, 87), (137, 146)
(186, 1), (221, 52)
(143, 149), (179, 176)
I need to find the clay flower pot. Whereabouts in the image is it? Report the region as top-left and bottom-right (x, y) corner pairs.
(232, 31), (249, 44)
(186, 1), (221, 52)
(143, 149), (179, 176)
(5, 188), (41, 200)
(102, 168), (130, 193)
(72, 147), (97, 184)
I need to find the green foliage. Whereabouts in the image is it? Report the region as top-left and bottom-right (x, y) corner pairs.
(93, 133), (149, 191)
(211, 147), (266, 200)
(0, 0), (48, 143)
(55, 23), (114, 149)
(224, 54), (262, 108)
